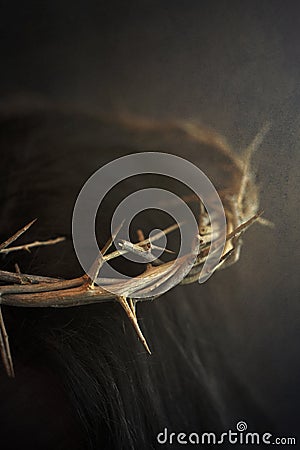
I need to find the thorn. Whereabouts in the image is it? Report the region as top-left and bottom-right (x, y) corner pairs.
(88, 220), (125, 288)
(225, 210), (264, 242)
(0, 218), (37, 251)
(117, 296), (151, 354)
(101, 219), (125, 255)
(129, 298), (137, 318)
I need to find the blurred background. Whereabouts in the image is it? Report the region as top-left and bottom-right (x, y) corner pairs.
(0, 0), (299, 442)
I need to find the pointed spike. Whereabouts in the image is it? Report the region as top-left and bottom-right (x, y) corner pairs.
(87, 220), (125, 289)
(117, 296), (151, 354)
(129, 298), (137, 318)
(101, 219), (125, 255)
(0, 218), (37, 251)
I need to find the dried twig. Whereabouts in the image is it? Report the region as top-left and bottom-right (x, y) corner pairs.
(0, 306), (14, 377)
(0, 219), (37, 251)
(0, 222), (67, 377)
(0, 237), (65, 254)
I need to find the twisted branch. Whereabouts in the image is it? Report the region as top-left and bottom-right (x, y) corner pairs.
(0, 123), (271, 374)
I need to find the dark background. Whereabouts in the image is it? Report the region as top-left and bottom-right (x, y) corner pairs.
(0, 0), (299, 444)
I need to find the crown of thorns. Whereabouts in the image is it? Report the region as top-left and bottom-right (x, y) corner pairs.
(0, 122), (272, 377)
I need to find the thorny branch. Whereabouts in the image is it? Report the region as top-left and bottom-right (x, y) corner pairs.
(0, 208), (263, 372)
(0, 122), (271, 375)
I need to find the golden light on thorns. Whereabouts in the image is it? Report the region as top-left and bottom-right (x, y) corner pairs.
(0, 122), (272, 375)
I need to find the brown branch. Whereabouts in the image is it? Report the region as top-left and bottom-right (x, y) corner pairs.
(0, 236), (65, 254)
(0, 269), (62, 284)
(0, 214), (262, 306)
(0, 219), (37, 250)
(0, 306), (14, 377)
